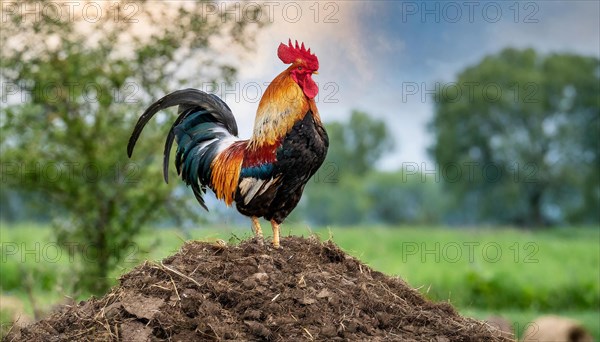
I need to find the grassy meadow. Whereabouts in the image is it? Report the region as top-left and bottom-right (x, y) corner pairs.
(1, 223), (599, 339)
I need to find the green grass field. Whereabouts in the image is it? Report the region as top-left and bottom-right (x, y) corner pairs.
(1, 223), (599, 339)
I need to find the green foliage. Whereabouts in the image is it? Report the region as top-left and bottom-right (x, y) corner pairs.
(365, 171), (447, 224)
(430, 48), (600, 226)
(300, 169), (447, 226)
(299, 174), (371, 225)
(0, 0), (267, 294)
(0, 308), (15, 340)
(325, 110), (394, 176)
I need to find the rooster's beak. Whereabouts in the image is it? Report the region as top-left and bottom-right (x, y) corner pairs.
(313, 71), (319, 75)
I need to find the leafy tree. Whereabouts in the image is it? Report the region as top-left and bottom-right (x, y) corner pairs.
(430, 48), (599, 226)
(298, 175), (370, 226)
(0, 0), (266, 294)
(326, 110), (394, 176)
(365, 170), (447, 225)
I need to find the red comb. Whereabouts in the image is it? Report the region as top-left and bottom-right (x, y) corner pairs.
(277, 39), (319, 70)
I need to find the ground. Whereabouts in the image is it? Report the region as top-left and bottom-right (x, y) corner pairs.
(6, 236), (510, 341)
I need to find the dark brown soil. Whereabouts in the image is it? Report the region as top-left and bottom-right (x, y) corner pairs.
(6, 236), (510, 341)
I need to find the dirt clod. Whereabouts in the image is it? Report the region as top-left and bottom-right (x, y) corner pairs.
(7, 236), (511, 341)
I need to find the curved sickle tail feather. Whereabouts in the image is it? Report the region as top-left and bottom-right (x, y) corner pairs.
(127, 88), (240, 210)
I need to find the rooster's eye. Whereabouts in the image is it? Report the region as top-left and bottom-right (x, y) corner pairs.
(298, 66), (303, 71)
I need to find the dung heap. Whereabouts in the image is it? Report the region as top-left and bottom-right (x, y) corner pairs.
(9, 236), (510, 341)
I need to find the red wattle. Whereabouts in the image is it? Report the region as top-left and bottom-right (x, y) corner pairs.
(300, 74), (318, 99)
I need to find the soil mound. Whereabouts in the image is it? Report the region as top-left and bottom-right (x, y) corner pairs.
(7, 236), (510, 341)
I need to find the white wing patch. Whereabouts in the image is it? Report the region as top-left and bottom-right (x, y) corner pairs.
(195, 128), (239, 159)
(239, 176), (280, 205)
(196, 138), (218, 158)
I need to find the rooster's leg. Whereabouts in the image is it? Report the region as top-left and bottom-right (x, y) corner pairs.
(270, 220), (280, 249)
(251, 216), (264, 240)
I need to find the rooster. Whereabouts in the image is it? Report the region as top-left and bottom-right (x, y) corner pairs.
(127, 40), (328, 248)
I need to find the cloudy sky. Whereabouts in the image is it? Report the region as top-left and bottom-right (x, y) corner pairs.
(217, 0), (599, 170)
